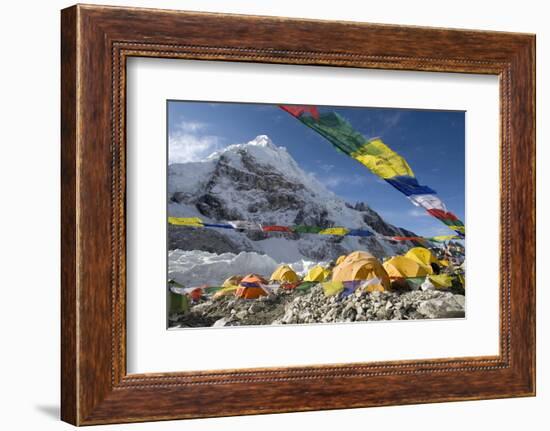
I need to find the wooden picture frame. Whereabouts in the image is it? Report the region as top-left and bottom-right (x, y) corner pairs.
(61, 4), (535, 425)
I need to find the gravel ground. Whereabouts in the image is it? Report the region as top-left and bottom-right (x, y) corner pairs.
(169, 284), (465, 328)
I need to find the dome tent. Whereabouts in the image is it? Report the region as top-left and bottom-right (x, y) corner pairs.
(405, 247), (440, 274)
(213, 275), (243, 299)
(222, 275), (243, 288)
(304, 265), (331, 282)
(342, 250), (376, 263)
(270, 265), (299, 283)
(335, 254), (347, 265)
(331, 251), (390, 291)
(383, 256), (431, 279)
(235, 274), (269, 299)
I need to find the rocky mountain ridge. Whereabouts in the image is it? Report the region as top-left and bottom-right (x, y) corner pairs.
(168, 135), (421, 261)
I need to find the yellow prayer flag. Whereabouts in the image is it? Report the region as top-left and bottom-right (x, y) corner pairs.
(428, 274), (454, 288)
(350, 138), (414, 179)
(449, 225), (465, 234)
(322, 281), (344, 297)
(318, 227), (349, 236)
(431, 235), (458, 242)
(168, 217), (204, 227)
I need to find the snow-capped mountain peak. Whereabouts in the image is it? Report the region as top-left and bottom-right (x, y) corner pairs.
(209, 135), (278, 159)
(246, 134), (275, 148)
(210, 135), (294, 169)
(168, 135), (419, 260)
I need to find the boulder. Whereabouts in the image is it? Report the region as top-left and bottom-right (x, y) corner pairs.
(417, 295), (465, 319)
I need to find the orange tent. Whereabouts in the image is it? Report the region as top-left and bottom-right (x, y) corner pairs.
(235, 274), (268, 299)
(332, 252), (390, 290)
(335, 254), (347, 265)
(342, 250), (376, 263)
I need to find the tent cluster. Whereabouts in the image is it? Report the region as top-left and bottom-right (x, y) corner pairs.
(322, 247), (461, 296)
(168, 217), (461, 243)
(279, 105), (465, 238)
(168, 247), (463, 310)
(381, 247), (456, 289)
(384, 247), (442, 278)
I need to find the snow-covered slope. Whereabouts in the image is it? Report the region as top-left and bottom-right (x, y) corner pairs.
(168, 135), (418, 260)
(169, 249), (326, 287)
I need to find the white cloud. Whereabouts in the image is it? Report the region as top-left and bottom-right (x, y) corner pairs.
(433, 226), (457, 235)
(314, 172), (371, 190)
(169, 132), (223, 163)
(368, 111), (405, 138)
(316, 161), (335, 173)
(319, 175), (344, 188)
(168, 117), (225, 163)
(408, 208), (429, 217)
(382, 111), (402, 129)
(176, 120), (208, 133)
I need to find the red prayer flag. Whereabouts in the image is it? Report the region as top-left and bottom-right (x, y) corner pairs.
(279, 105), (320, 120)
(262, 225), (293, 232)
(427, 209), (459, 221)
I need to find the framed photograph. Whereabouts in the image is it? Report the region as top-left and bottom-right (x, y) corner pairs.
(61, 4), (535, 425)
(164, 101), (467, 330)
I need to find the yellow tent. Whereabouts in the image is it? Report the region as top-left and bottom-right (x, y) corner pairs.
(405, 247), (439, 271)
(304, 266), (331, 282)
(222, 275), (243, 288)
(335, 254), (347, 265)
(215, 275), (243, 299)
(270, 265), (299, 283)
(332, 253), (390, 290)
(342, 250), (376, 263)
(365, 283), (386, 293)
(383, 256), (431, 279)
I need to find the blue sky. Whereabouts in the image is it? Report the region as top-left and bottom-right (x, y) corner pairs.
(168, 101), (465, 237)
